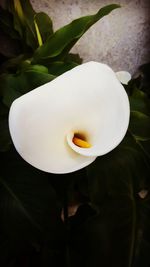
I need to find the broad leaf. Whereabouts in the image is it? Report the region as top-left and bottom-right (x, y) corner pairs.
(129, 87), (150, 116)
(85, 130), (150, 266)
(129, 111), (150, 141)
(7, 0), (54, 51)
(139, 62), (150, 96)
(0, 6), (20, 39)
(0, 54), (25, 74)
(0, 29), (21, 58)
(0, 147), (65, 266)
(133, 195), (150, 267)
(69, 198), (134, 267)
(32, 4), (120, 64)
(0, 102), (11, 152)
(34, 12), (53, 43)
(137, 139), (150, 160)
(1, 67), (56, 107)
(65, 53), (83, 64)
(8, 0), (37, 49)
(47, 61), (78, 76)
(89, 132), (150, 201)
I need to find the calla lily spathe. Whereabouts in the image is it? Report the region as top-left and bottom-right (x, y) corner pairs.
(9, 62), (130, 174)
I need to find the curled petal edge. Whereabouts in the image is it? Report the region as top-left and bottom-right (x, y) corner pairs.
(116, 71), (131, 85)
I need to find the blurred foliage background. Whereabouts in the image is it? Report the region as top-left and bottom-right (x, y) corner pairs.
(0, 1), (150, 266)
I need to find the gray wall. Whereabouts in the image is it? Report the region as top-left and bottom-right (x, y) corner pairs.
(31, 0), (150, 74)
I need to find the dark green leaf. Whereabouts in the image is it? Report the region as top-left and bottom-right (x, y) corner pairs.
(25, 20), (38, 50)
(34, 12), (53, 43)
(0, 102), (11, 151)
(137, 139), (150, 160)
(69, 198), (134, 267)
(87, 132), (150, 205)
(139, 62), (150, 96)
(19, 0), (35, 18)
(1, 74), (21, 107)
(8, 0), (25, 38)
(0, 118), (11, 152)
(8, 0), (37, 50)
(0, 6), (20, 39)
(0, 54), (25, 74)
(19, 62), (49, 73)
(47, 61), (78, 76)
(64, 53), (83, 64)
(0, 29), (21, 58)
(1, 68), (56, 107)
(129, 111), (150, 141)
(8, 0), (36, 28)
(129, 88), (150, 116)
(133, 195), (150, 267)
(84, 132), (150, 266)
(7, 1), (54, 50)
(32, 4), (120, 64)
(0, 147), (65, 265)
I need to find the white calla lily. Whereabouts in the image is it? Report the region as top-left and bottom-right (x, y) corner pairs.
(116, 71), (131, 85)
(9, 62), (130, 174)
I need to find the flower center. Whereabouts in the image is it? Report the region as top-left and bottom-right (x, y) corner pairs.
(72, 133), (91, 148)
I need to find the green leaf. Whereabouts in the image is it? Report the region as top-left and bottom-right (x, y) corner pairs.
(16, 0), (38, 50)
(137, 139), (150, 160)
(1, 67), (56, 107)
(34, 12), (53, 43)
(47, 61), (78, 76)
(65, 53), (83, 64)
(18, 0), (35, 18)
(8, 0), (54, 51)
(0, 147), (65, 264)
(13, 0), (26, 25)
(0, 6), (20, 39)
(85, 132), (150, 266)
(87, 133), (149, 206)
(0, 29), (21, 58)
(8, 0), (37, 49)
(69, 198), (135, 267)
(129, 111), (150, 141)
(0, 120), (11, 152)
(139, 62), (150, 96)
(8, 0), (36, 28)
(0, 102), (11, 152)
(22, 63), (49, 73)
(0, 55), (26, 74)
(34, 17), (43, 47)
(0, 4), (23, 58)
(129, 87), (150, 116)
(133, 195), (150, 267)
(32, 4), (120, 64)
(8, 0), (25, 38)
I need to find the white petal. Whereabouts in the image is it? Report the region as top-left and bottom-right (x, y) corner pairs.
(9, 61), (130, 174)
(116, 71), (131, 85)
